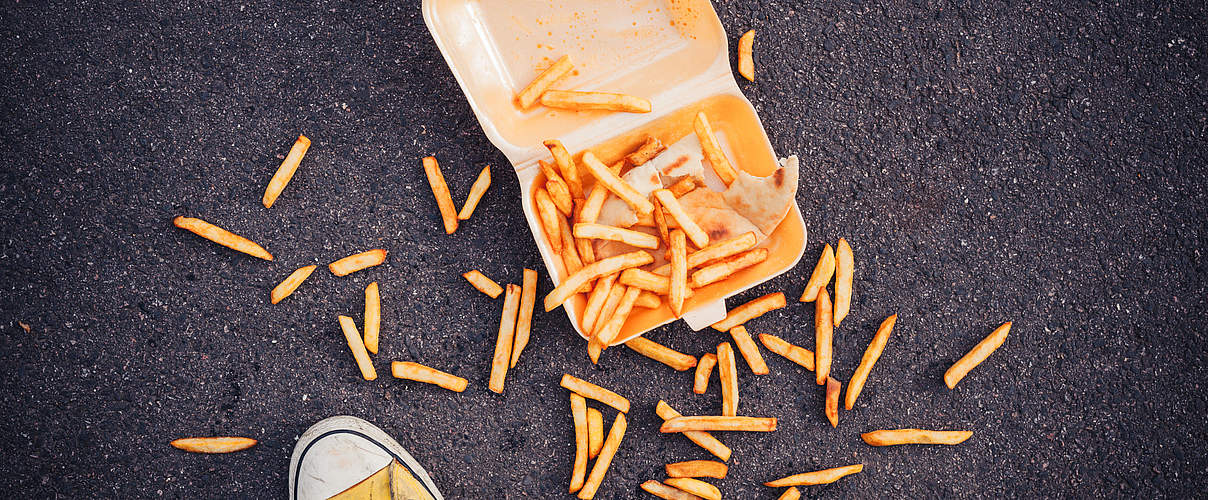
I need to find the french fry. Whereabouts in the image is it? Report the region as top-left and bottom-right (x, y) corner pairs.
(777, 487), (801, 500)
(581, 274), (617, 333)
(653, 232), (759, 276)
(580, 152), (654, 215)
(861, 429), (974, 446)
(364, 282), (380, 354)
(457, 165), (491, 220)
(655, 401), (731, 461)
(846, 314), (896, 410)
(516, 54), (573, 109)
(542, 90), (651, 113)
(587, 407), (604, 459)
(173, 216), (273, 261)
(717, 342), (739, 416)
(635, 290), (662, 309)
(627, 136), (666, 166)
(711, 292), (786, 331)
(834, 238), (854, 326)
(667, 177), (697, 198)
(654, 189), (709, 248)
(462, 269), (503, 298)
(693, 112), (737, 185)
(262, 134), (310, 208)
(559, 218), (587, 283)
(620, 268), (672, 295)
(689, 248), (768, 288)
(271, 265), (316, 304)
(489, 284), (521, 393)
(669, 229), (688, 316)
(534, 188), (564, 254)
(592, 284), (627, 341)
(825, 376), (840, 427)
(664, 478), (720, 500)
(666, 460), (728, 479)
(579, 161), (623, 224)
(640, 481), (700, 500)
(815, 288), (833, 385)
(390, 361), (467, 392)
(511, 268), (538, 368)
(595, 286), (641, 351)
(576, 234), (596, 266)
(569, 393), (588, 493)
(729, 325), (768, 374)
(574, 222), (660, 249)
(759, 334), (816, 371)
(541, 160), (575, 216)
(625, 337), (697, 371)
(694, 353), (717, 394)
(422, 156), (459, 234)
(652, 197), (672, 250)
(561, 374), (631, 413)
(799, 244), (835, 302)
(660, 416), (777, 433)
(764, 464), (863, 487)
(544, 140), (584, 198)
(338, 315), (377, 381)
(170, 437), (257, 454)
(329, 249), (388, 277)
(577, 413), (627, 500)
(737, 30), (755, 82)
(944, 322), (1011, 389)
(544, 251), (653, 312)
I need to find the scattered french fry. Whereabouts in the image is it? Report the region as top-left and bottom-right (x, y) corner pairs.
(669, 229), (688, 316)
(861, 429), (974, 446)
(667, 177), (696, 198)
(587, 407), (604, 459)
(462, 270), (503, 298)
(834, 238), (854, 326)
(581, 274), (617, 333)
(271, 265), (316, 304)
(846, 314), (896, 410)
(944, 322), (1011, 389)
(693, 112), (737, 185)
(338, 315), (377, 381)
(777, 487), (802, 500)
(580, 152), (654, 215)
(577, 413), (627, 500)
(711, 292), (786, 331)
(689, 248), (768, 288)
(666, 460), (728, 479)
(640, 481), (700, 500)
(664, 478), (720, 500)
(717, 342), (739, 416)
(457, 165), (491, 220)
(635, 290), (663, 309)
(625, 337), (697, 371)
(170, 437), (257, 454)
(364, 282), (380, 354)
(627, 136), (666, 166)
(825, 376), (840, 427)
(561, 374), (630, 413)
(660, 416), (777, 433)
(654, 190), (709, 248)
(535, 187), (564, 254)
(737, 30), (755, 82)
(544, 251), (653, 312)
(574, 223), (660, 249)
(759, 334), (816, 371)
(694, 353), (717, 394)
(542, 90), (651, 113)
(262, 134), (310, 208)
(329, 249), (388, 277)
(570, 393), (588, 493)
(655, 401), (731, 461)
(516, 54), (573, 109)
(511, 268), (538, 368)
(422, 156), (458, 234)
(390, 361), (467, 392)
(799, 244), (835, 302)
(489, 284), (521, 393)
(173, 216), (273, 261)
(542, 160), (575, 216)
(545, 140), (584, 198)
(764, 464), (863, 487)
(729, 325), (768, 375)
(815, 288), (834, 385)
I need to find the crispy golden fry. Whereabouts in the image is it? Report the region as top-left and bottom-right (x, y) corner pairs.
(846, 314), (896, 409)
(576, 235), (596, 266)
(329, 249), (388, 277)
(655, 401), (731, 461)
(861, 429), (974, 446)
(173, 216), (273, 261)
(664, 478), (720, 500)
(799, 244), (835, 302)
(561, 374), (630, 413)
(587, 407), (604, 459)
(717, 342), (739, 416)
(577, 413), (627, 499)
(581, 274), (617, 333)
(271, 265), (317, 304)
(542, 90), (651, 113)
(667, 177), (697, 198)
(944, 322), (1011, 389)
(759, 334), (816, 371)
(694, 353), (717, 394)
(815, 288), (834, 385)
(457, 165), (492, 220)
(544, 251), (653, 312)
(654, 189), (709, 248)
(689, 248), (768, 288)
(462, 270), (503, 298)
(666, 460), (728, 479)
(619, 268), (671, 294)
(542, 160), (575, 216)
(422, 156), (458, 234)
(569, 393), (588, 493)
(652, 197), (672, 250)
(592, 284), (627, 343)
(517, 54), (573, 109)
(777, 487), (801, 500)
(660, 416), (777, 433)
(625, 337), (697, 371)
(729, 325), (768, 375)
(627, 136), (666, 166)
(711, 292), (786, 331)
(641, 481), (701, 500)
(693, 112), (737, 185)
(534, 188), (564, 254)
(574, 222), (660, 249)
(580, 184), (609, 224)
(170, 437), (257, 454)
(580, 152), (654, 215)
(489, 284), (521, 393)
(364, 282), (380, 354)
(390, 361), (467, 392)
(338, 315), (377, 381)
(595, 286), (641, 351)
(737, 30), (755, 82)
(825, 376), (840, 427)
(654, 232), (759, 277)
(512, 268), (538, 368)
(764, 464), (863, 487)
(635, 290), (662, 308)
(545, 140), (584, 198)
(834, 238), (854, 326)
(262, 134), (311, 208)
(559, 218), (587, 285)
(669, 229), (688, 317)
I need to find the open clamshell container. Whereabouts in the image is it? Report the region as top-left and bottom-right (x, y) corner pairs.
(424, 0), (806, 344)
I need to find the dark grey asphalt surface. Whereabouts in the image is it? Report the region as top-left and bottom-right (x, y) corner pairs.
(2, 0), (1206, 498)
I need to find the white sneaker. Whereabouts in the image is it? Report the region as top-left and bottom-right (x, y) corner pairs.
(288, 416), (443, 500)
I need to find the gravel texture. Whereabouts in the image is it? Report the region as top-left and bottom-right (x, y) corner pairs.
(1, 0), (1206, 498)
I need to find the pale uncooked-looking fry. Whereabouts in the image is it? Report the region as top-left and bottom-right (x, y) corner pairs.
(944, 322), (1011, 389)
(664, 478), (720, 500)
(689, 248), (768, 288)
(667, 177), (696, 198)
(861, 429), (973, 446)
(574, 222), (660, 249)
(764, 464), (863, 487)
(693, 112), (737, 185)
(262, 134), (310, 208)
(390, 361), (467, 392)
(815, 288), (834, 385)
(595, 287), (641, 352)
(545, 139), (584, 198)
(655, 401), (731, 461)
(661, 416), (777, 433)
(489, 284), (521, 394)
(825, 376), (840, 427)
(561, 374), (630, 413)
(173, 216), (273, 261)
(581, 274), (617, 333)
(534, 188), (564, 254)
(641, 481), (700, 500)
(666, 460), (728, 479)
(577, 413), (627, 500)
(462, 270), (503, 298)
(511, 268), (538, 368)
(542, 90), (651, 113)
(271, 265), (316, 304)
(737, 30), (755, 82)
(717, 342), (739, 416)
(544, 251), (653, 312)
(338, 315), (377, 381)
(799, 244), (835, 302)
(654, 189), (709, 248)
(170, 437), (257, 454)
(457, 165), (492, 220)
(422, 156), (458, 234)
(759, 334), (816, 371)
(570, 393), (588, 493)
(712, 292), (786, 331)
(625, 337), (697, 371)
(777, 487), (802, 500)
(517, 54), (573, 109)
(635, 290), (663, 309)
(669, 229), (688, 316)
(834, 238), (854, 326)
(694, 353), (717, 394)
(364, 282), (380, 354)
(580, 152), (654, 215)
(729, 325), (768, 375)
(587, 407), (604, 459)
(846, 314), (897, 410)
(329, 249), (388, 277)
(541, 160), (575, 216)
(627, 136), (666, 166)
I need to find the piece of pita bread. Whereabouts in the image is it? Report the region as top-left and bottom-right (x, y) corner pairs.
(645, 135), (706, 185)
(597, 162), (663, 228)
(722, 155), (799, 235)
(677, 188), (765, 245)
